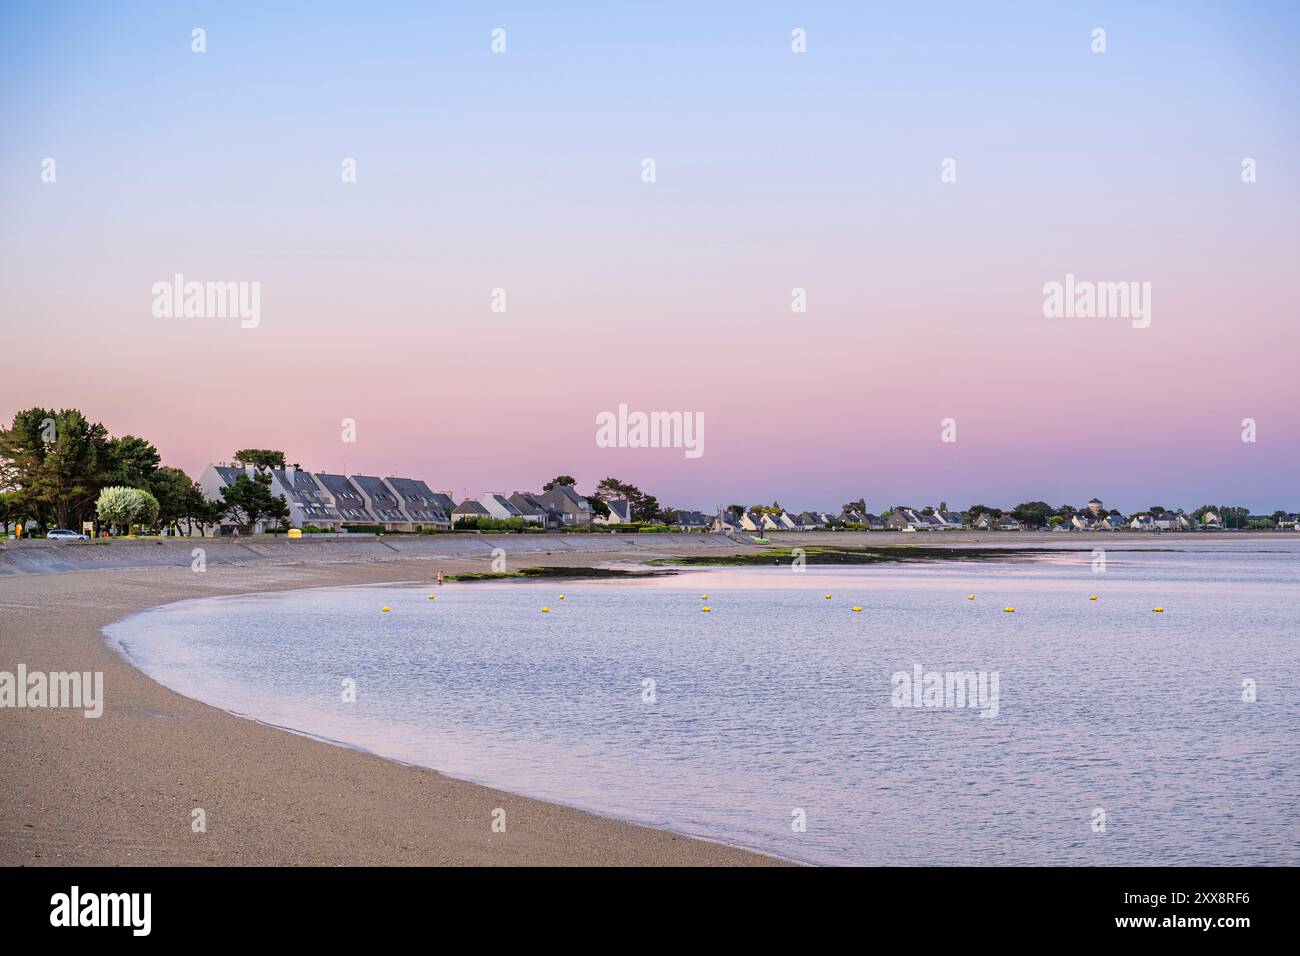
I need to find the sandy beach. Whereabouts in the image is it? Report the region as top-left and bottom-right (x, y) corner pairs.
(0, 534), (792, 866)
(2, 530), (1282, 866)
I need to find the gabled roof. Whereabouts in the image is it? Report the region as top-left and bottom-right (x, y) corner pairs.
(483, 493), (523, 517)
(539, 485), (590, 512)
(352, 475), (407, 521)
(314, 473), (375, 522)
(453, 499), (489, 516)
(508, 492), (547, 516)
(384, 477), (450, 523)
(606, 499), (632, 522)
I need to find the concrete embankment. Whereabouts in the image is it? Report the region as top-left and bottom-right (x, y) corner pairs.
(0, 532), (751, 576)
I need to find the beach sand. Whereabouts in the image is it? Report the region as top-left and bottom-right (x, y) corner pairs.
(2, 529), (1267, 866)
(0, 541), (788, 866)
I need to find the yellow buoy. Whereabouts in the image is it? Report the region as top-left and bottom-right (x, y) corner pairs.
(541, 606), (550, 613)
(701, 606), (712, 612)
(967, 595), (975, 600)
(851, 606), (862, 612)
(1003, 607), (1015, 613)
(381, 606), (391, 613)
(1153, 607), (1164, 613)
(825, 594), (833, 600)
(1089, 595), (1098, 601)
(558, 594), (565, 600)
(701, 594), (709, 600)
(428, 594), (436, 600)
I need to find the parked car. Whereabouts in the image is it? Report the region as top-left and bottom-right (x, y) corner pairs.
(46, 529), (89, 541)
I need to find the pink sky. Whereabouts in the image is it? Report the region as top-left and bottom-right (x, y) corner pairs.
(2, 4), (1297, 512)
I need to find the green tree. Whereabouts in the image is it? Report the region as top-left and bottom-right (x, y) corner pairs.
(219, 472), (290, 533)
(0, 490), (24, 535)
(593, 477), (662, 521)
(543, 475), (577, 491)
(96, 486), (159, 534)
(1011, 501), (1053, 529)
(233, 449), (287, 470)
(0, 407), (113, 530)
(149, 466), (201, 533)
(106, 435), (161, 488)
(180, 482), (220, 536)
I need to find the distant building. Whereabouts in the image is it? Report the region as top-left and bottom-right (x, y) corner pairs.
(270, 466), (341, 529)
(351, 475), (410, 530)
(479, 493), (524, 521)
(671, 510), (711, 530)
(1087, 498), (1105, 517)
(314, 473), (376, 524)
(452, 499), (490, 524)
(596, 499), (632, 524)
(509, 492), (554, 527)
(384, 477), (453, 530)
(536, 485), (595, 527)
(198, 462), (324, 533)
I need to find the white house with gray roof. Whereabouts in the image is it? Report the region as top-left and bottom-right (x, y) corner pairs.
(313, 472), (376, 524)
(536, 485), (594, 527)
(351, 475), (410, 530)
(384, 477), (452, 530)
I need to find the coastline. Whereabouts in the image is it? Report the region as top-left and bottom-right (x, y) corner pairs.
(3, 531), (1289, 866)
(0, 537), (789, 866)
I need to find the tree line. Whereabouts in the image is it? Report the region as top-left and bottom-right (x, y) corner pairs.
(0, 407), (291, 536)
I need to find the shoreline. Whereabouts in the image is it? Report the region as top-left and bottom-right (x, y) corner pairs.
(0, 539), (790, 866)
(4, 532), (1292, 866)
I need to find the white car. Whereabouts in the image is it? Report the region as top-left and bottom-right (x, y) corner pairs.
(46, 529), (89, 541)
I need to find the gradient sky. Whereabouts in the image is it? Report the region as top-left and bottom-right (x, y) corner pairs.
(2, 2), (1297, 513)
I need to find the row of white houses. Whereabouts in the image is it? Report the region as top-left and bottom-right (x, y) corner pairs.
(712, 500), (1256, 534)
(196, 469), (1291, 535)
(198, 464), (650, 533)
(198, 463), (459, 533)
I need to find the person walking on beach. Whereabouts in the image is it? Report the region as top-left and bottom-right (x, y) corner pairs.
(436, 571), (443, 587)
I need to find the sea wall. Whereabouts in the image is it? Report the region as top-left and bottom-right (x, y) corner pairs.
(0, 532), (750, 576)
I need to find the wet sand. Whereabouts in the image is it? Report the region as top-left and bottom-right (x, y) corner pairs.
(0, 540), (788, 866)
(3, 530), (1279, 865)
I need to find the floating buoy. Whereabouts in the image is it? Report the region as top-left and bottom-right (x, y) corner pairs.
(967, 595), (975, 601)
(851, 606), (862, 612)
(558, 594), (565, 600)
(1153, 607), (1164, 613)
(541, 606), (550, 613)
(825, 594), (833, 600)
(701, 594), (709, 600)
(1003, 607), (1015, 613)
(1089, 595), (1098, 601)
(701, 606), (712, 612)
(381, 606), (391, 613)
(428, 594), (436, 600)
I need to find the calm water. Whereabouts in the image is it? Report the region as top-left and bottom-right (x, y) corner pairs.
(105, 546), (1300, 865)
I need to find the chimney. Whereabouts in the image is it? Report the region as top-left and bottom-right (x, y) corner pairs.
(286, 464), (296, 485)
